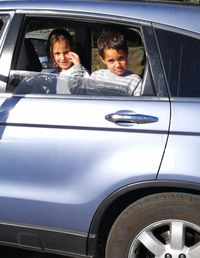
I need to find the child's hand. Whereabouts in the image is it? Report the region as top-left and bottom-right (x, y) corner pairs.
(67, 52), (81, 65)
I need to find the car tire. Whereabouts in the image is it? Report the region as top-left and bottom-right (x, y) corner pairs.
(105, 192), (200, 258)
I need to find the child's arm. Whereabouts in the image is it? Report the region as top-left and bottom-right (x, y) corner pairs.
(68, 52), (89, 78)
(70, 64), (90, 78)
(128, 75), (142, 96)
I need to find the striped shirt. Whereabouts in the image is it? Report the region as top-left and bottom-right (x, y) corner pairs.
(90, 69), (142, 96)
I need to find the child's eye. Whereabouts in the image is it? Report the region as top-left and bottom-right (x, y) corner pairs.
(118, 56), (125, 61)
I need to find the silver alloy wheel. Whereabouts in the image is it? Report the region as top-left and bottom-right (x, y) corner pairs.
(128, 220), (200, 258)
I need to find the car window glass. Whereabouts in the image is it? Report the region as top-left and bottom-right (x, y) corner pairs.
(10, 70), (132, 96)
(8, 18), (156, 97)
(155, 28), (200, 97)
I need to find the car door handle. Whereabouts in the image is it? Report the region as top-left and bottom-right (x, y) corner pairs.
(105, 110), (158, 126)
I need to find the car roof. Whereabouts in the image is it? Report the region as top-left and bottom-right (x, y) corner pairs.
(1, 0), (200, 34)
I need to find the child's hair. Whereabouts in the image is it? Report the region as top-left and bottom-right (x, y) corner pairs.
(97, 30), (128, 58)
(47, 28), (75, 63)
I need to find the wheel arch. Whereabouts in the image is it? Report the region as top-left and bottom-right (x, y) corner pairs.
(87, 180), (200, 256)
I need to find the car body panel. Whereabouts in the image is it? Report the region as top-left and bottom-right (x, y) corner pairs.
(159, 98), (200, 183)
(0, 1), (199, 34)
(0, 95), (170, 232)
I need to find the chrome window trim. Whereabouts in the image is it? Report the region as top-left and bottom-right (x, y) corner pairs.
(3, 91), (168, 102)
(16, 9), (151, 27)
(0, 11), (15, 54)
(0, 11), (15, 92)
(170, 97), (200, 103)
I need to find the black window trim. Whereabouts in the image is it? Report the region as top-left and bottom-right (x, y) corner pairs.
(142, 25), (168, 97)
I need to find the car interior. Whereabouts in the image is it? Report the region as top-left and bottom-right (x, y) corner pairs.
(7, 17), (155, 96)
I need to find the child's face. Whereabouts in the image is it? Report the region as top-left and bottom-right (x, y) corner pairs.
(52, 39), (72, 71)
(101, 48), (128, 76)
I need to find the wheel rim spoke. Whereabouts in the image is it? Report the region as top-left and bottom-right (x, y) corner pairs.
(170, 221), (185, 250)
(138, 230), (165, 256)
(188, 242), (200, 258)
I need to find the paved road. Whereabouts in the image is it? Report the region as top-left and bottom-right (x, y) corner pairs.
(0, 246), (71, 258)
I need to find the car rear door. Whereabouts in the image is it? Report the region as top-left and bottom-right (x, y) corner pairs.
(0, 11), (170, 253)
(154, 26), (200, 185)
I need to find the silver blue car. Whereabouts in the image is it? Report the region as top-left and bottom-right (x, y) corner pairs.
(0, 0), (200, 257)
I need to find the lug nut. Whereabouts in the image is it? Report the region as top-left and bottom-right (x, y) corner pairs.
(165, 254), (172, 258)
(179, 254), (186, 258)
